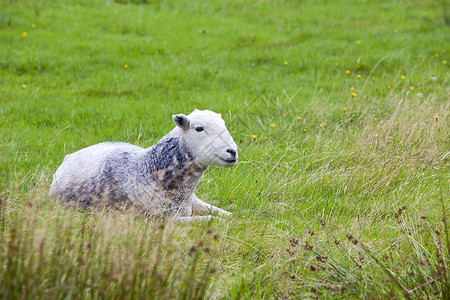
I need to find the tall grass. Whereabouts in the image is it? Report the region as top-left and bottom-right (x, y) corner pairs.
(1, 178), (224, 299)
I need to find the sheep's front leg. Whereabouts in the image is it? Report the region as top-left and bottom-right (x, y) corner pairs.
(175, 215), (215, 222)
(191, 194), (232, 217)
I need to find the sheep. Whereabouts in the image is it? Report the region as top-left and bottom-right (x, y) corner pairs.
(49, 109), (238, 221)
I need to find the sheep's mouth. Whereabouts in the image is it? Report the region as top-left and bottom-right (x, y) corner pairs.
(217, 156), (237, 164)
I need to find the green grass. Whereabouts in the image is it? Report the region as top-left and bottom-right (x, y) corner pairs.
(1, 0), (449, 298)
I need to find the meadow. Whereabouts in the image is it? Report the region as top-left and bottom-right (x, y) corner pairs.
(0, 0), (449, 298)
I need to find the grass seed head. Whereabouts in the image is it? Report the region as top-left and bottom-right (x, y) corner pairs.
(303, 242), (314, 251)
(188, 246), (197, 256)
(289, 237), (299, 247)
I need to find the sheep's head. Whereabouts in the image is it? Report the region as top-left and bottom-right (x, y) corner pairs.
(172, 109), (238, 168)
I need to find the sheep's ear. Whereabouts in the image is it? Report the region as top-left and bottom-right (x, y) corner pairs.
(172, 114), (190, 130)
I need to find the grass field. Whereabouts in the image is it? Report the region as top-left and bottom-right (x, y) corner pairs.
(1, 0), (449, 298)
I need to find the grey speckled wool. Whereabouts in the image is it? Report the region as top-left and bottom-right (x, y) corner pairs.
(50, 134), (205, 216)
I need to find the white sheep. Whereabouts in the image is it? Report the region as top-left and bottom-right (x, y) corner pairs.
(49, 109), (238, 221)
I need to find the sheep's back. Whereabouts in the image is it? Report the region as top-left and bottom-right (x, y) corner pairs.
(50, 142), (145, 206)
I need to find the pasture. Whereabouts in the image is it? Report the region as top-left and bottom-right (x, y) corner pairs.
(0, 0), (449, 298)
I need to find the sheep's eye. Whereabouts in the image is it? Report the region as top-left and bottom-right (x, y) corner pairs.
(195, 126), (204, 132)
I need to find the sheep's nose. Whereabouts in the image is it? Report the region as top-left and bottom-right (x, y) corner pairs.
(226, 148), (237, 158)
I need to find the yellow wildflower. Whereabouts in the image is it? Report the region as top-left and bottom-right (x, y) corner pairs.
(22, 84), (26, 89)
(124, 64), (128, 68)
(303, 129), (307, 132)
(357, 74), (361, 79)
(435, 116), (439, 120)
(345, 70), (350, 74)
(23, 32), (27, 36)
(319, 124), (323, 128)
(356, 40), (360, 44)
(32, 24), (36, 28)
(387, 85), (391, 89)
(375, 134), (379, 138)
(443, 60), (447, 65)
(344, 107), (347, 112)
(297, 117), (301, 121)
(352, 93), (357, 97)
(401, 75), (405, 79)
(252, 135), (257, 139)
(270, 124), (275, 128)
(435, 53), (439, 57)
(410, 86), (414, 91)
(284, 61), (288, 65)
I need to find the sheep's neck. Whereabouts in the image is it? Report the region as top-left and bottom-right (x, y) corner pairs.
(144, 135), (207, 195)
